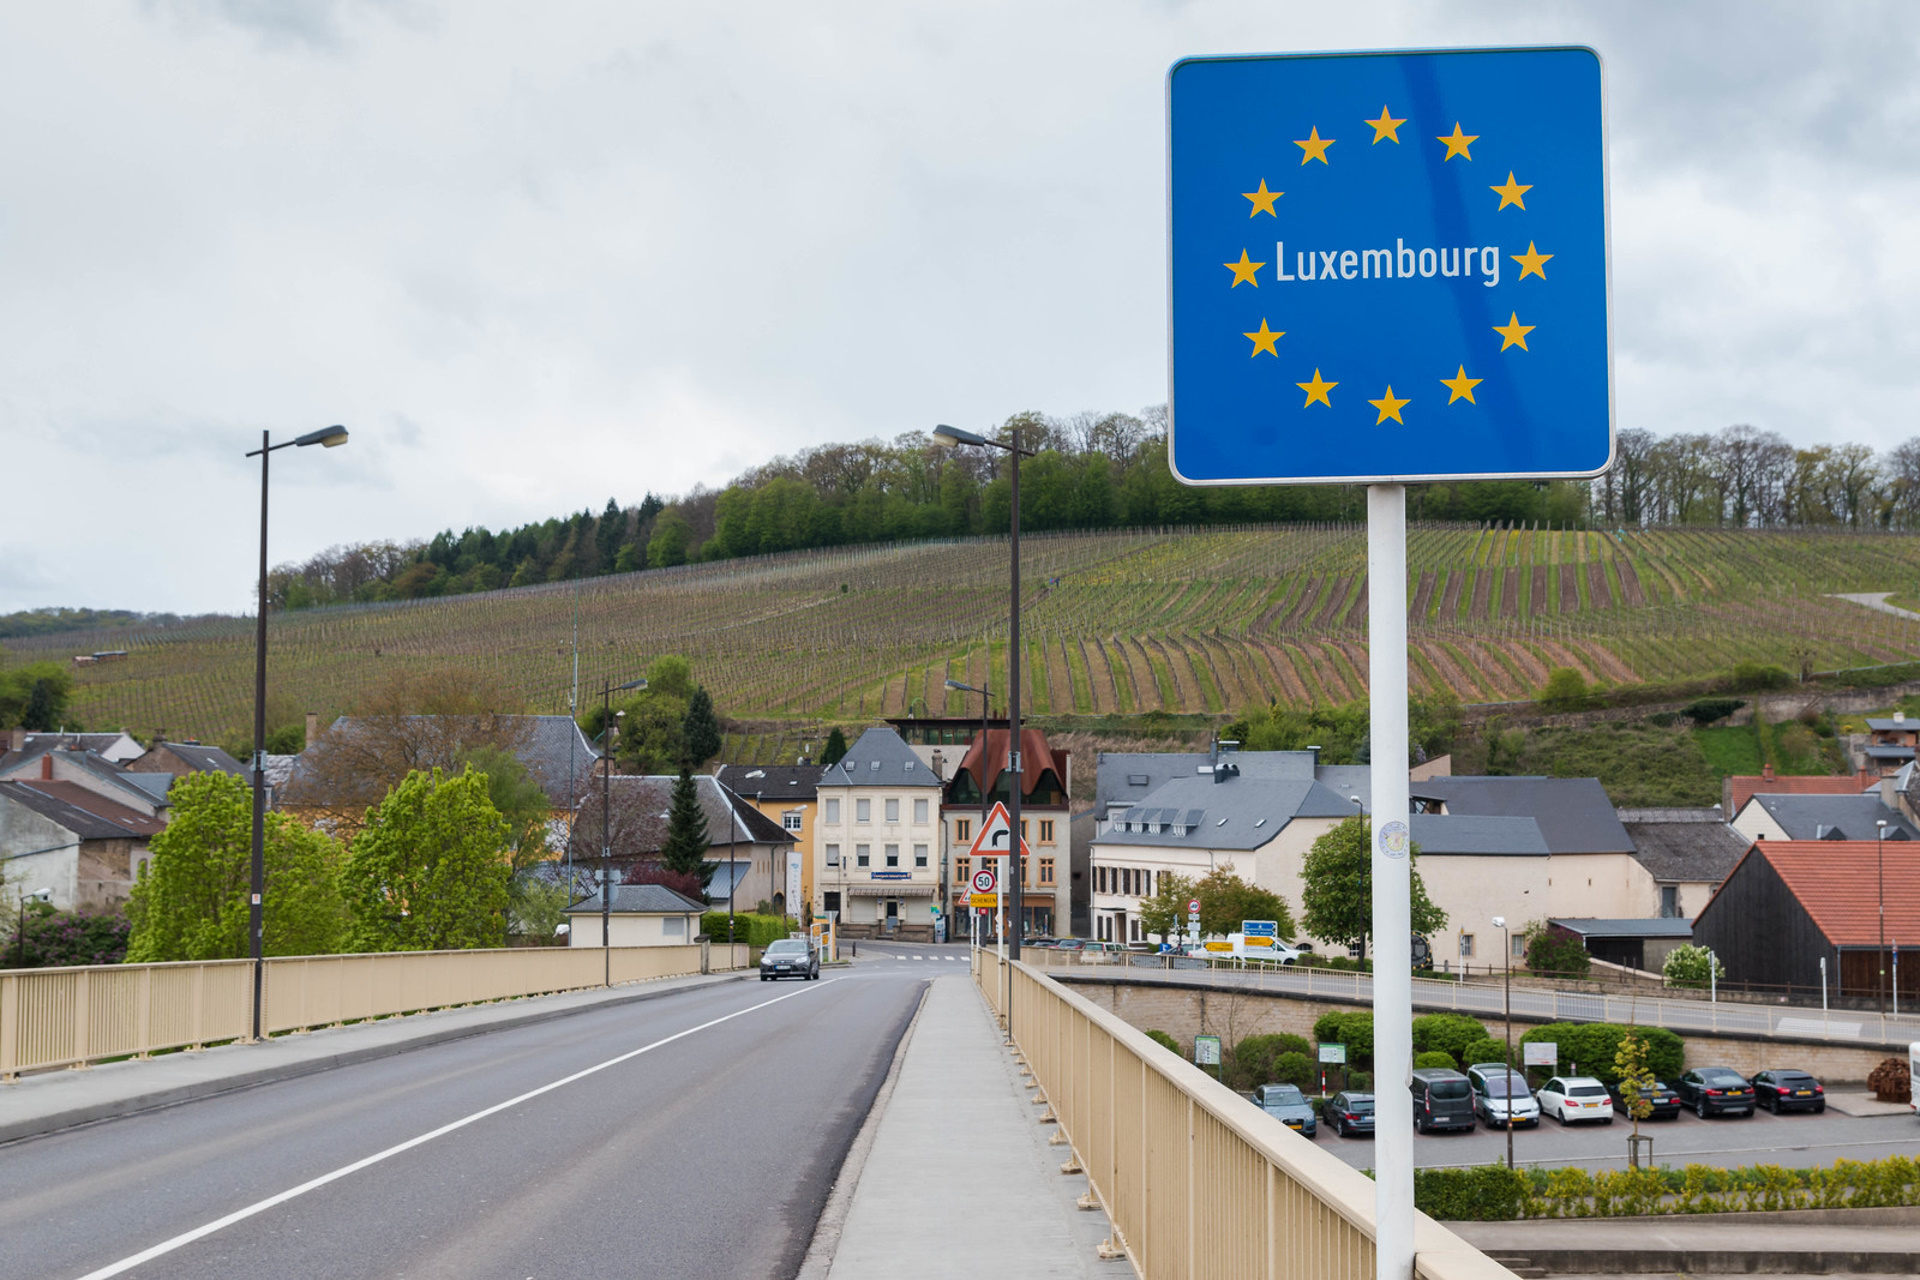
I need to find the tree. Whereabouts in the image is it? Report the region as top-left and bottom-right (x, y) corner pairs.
(1662, 943), (1723, 990)
(1539, 667), (1593, 712)
(127, 771), (346, 961)
(646, 508), (692, 568)
(1523, 921), (1593, 976)
(1192, 866), (1293, 939)
(459, 744), (560, 937)
(681, 686), (722, 767)
(1137, 871), (1197, 944)
(1615, 1028), (1657, 1145)
(658, 766), (713, 893)
(1299, 816), (1447, 962)
(342, 766), (512, 951)
(820, 727), (849, 765)
(0, 662), (74, 730)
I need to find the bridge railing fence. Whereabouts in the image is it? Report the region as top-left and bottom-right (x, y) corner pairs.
(974, 949), (1517, 1280)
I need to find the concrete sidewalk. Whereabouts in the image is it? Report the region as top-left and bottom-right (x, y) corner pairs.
(820, 974), (1123, 1279)
(0, 969), (748, 1145)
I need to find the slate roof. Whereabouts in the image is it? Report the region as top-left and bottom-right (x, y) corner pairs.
(0, 781), (166, 840)
(151, 742), (247, 775)
(574, 774), (791, 858)
(1741, 792), (1920, 842)
(1411, 777), (1633, 854)
(1724, 771), (1871, 816)
(1864, 718), (1919, 733)
(1550, 917), (1695, 939)
(714, 763), (826, 803)
(1619, 810), (1750, 883)
(0, 749), (173, 812)
(1703, 841), (1920, 946)
(1408, 813), (1550, 856)
(563, 884), (707, 915)
(4, 732), (144, 765)
(819, 727), (942, 790)
(1093, 762), (1360, 852)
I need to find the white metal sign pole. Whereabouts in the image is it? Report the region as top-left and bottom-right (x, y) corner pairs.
(1367, 482), (1414, 1280)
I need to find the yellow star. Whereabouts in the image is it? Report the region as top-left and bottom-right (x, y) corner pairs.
(1441, 365), (1483, 404)
(1368, 385), (1410, 425)
(1364, 105), (1406, 144)
(1242, 319), (1283, 356)
(1296, 368), (1337, 407)
(1242, 179), (1282, 217)
(1294, 126), (1335, 165)
(1435, 122), (1478, 161)
(1493, 312), (1535, 351)
(1490, 171), (1532, 211)
(1223, 249), (1264, 288)
(1511, 241), (1553, 280)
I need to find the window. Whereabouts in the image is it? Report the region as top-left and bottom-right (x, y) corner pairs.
(856, 844), (871, 867)
(783, 812), (803, 832)
(885, 843), (900, 868)
(1039, 858), (1055, 885)
(825, 798), (841, 824)
(914, 798), (929, 824)
(664, 916), (686, 939)
(1039, 819), (1054, 843)
(885, 798), (900, 823)
(1660, 885), (1679, 918)
(1511, 933), (1527, 959)
(826, 843), (841, 867)
(956, 857), (970, 883)
(914, 843), (928, 868)
(1144, 869), (1154, 896)
(1459, 933), (1475, 958)
(1020, 819), (1028, 839)
(856, 799), (871, 823)
(1130, 916), (1142, 942)
(955, 818), (971, 842)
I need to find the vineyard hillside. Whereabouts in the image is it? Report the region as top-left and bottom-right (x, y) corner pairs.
(11, 524), (1920, 756)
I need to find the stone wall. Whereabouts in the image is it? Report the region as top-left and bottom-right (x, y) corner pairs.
(1056, 973), (1904, 1084)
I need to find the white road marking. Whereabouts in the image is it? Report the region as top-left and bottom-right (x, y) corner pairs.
(75, 980), (838, 1280)
(912, 955), (924, 960)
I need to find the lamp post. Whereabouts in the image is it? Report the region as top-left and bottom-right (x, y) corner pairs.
(244, 424), (348, 1041)
(15, 888), (52, 968)
(1878, 819), (1889, 1016)
(600, 676), (648, 986)
(945, 676), (992, 944)
(1492, 914), (1515, 1171)
(933, 423), (1034, 963)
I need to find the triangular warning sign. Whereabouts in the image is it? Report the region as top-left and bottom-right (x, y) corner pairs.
(965, 800), (1032, 861)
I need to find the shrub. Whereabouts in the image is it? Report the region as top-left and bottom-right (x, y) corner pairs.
(1681, 697), (1744, 725)
(701, 912), (791, 948)
(1312, 1010), (1374, 1067)
(1461, 1037), (1512, 1069)
(1412, 1013), (1489, 1064)
(1414, 1050), (1457, 1070)
(1540, 667), (1593, 712)
(1270, 1051), (1317, 1090)
(1524, 928), (1592, 977)
(1517, 1023), (1683, 1086)
(1413, 1164), (1531, 1220)
(1728, 661), (1792, 692)
(1229, 1032), (1313, 1089)
(6, 902), (130, 967)
(1663, 944), (1724, 990)
(1145, 1029), (1183, 1057)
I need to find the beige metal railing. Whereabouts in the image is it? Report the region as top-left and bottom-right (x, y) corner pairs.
(1, 943), (749, 1078)
(974, 951), (1515, 1280)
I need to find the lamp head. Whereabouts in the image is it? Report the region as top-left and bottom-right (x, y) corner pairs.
(1492, 915), (1507, 929)
(295, 425), (350, 449)
(932, 423), (987, 450)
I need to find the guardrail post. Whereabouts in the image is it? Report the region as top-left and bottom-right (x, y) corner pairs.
(1, 973), (17, 1081)
(71, 969), (92, 1069)
(136, 965), (153, 1058)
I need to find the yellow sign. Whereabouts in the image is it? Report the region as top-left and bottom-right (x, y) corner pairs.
(1203, 940), (1235, 952)
(969, 893), (999, 909)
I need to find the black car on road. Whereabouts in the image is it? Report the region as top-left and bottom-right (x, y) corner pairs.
(1674, 1067), (1754, 1117)
(759, 938), (819, 981)
(1752, 1069), (1826, 1114)
(1323, 1091), (1375, 1138)
(1607, 1078), (1682, 1120)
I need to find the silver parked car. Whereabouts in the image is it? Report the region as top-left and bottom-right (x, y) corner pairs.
(1467, 1064), (1541, 1129)
(1251, 1083), (1318, 1137)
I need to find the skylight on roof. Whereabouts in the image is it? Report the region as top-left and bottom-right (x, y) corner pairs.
(1216, 817), (1227, 826)
(1254, 818), (1266, 827)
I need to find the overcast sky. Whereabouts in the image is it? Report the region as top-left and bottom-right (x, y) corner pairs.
(3, 0), (1917, 615)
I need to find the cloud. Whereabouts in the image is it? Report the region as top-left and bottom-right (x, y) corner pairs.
(0, 0), (1916, 611)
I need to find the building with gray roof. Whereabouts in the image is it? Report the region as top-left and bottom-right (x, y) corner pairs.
(1732, 791), (1919, 844)
(562, 883), (707, 948)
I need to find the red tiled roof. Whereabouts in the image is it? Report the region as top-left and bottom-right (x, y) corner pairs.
(952, 729), (1068, 804)
(1724, 772), (1873, 816)
(1740, 840), (1920, 946)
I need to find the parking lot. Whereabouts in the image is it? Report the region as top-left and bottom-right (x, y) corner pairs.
(1306, 1095), (1920, 1173)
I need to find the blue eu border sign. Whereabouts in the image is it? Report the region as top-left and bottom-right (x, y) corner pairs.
(1167, 47), (1611, 486)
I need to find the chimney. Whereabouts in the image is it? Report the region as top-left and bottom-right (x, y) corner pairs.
(1761, 763), (1774, 782)
(930, 751), (944, 780)
(305, 711), (319, 746)
(42, 753), (54, 780)
(6, 728), (22, 753)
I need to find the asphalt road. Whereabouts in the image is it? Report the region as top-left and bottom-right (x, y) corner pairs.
(1, 968), (927, 1280)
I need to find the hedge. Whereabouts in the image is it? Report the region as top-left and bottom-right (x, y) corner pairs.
(1414, 1051), (1457, 1070)
(700, 912), (792, 948)
(1145, 1029), (1182, 1056)
(1461, 1037), (1512, 1069)
(1516, 1023), (1683, 1086)
(1312, 1010), (1375, 1067)
(1230, 1032), (1313, 1090)
(1411, 1014), (1488, 1065)
(1413, 1156), (1920, 1220)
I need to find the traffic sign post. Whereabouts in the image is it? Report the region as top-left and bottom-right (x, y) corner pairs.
(1168, 47), (1608, 1280)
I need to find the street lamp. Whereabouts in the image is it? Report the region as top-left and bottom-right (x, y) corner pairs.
(14, 887), (52, 968)
(932, 423), (1034, 964)
(1492, 914), (1515, 1171)
(244, 424), (348, 1041)
(601, 675), (648, 986)
(945, 676), (992, 947)
(1878, 819), (1889, 1016)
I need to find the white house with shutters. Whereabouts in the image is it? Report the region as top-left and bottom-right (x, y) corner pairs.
(812, 727), (943, 941)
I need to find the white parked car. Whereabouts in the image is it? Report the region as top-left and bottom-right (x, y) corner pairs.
(1536, 1075), (1614, 1125)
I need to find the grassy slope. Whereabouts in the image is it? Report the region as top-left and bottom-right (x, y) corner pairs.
(10, 523), (1920, 756)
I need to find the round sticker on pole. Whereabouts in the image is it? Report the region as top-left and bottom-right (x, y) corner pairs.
(1378, 819), (1410, 861)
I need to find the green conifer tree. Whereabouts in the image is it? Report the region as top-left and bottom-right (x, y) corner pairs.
(660, 766), (714, 893)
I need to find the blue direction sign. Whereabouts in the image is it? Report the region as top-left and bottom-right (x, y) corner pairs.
(1168, 47), (1610, 485)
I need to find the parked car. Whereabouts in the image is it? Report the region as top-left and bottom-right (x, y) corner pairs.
(1409, 1068), (1476, 1133)
(1323, 1091), (1375, 1138)
(1607, 1078), (1683, 1120)
(1251, 1083), (1318, 1137)
(1674, 1067), (1756, 1118)
(1752, 1069), (1826, 1114)
(759, 938), (819, 981)
(1537, 1076), (1614, 1125)
(1466, 1064), (1541, 1129)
